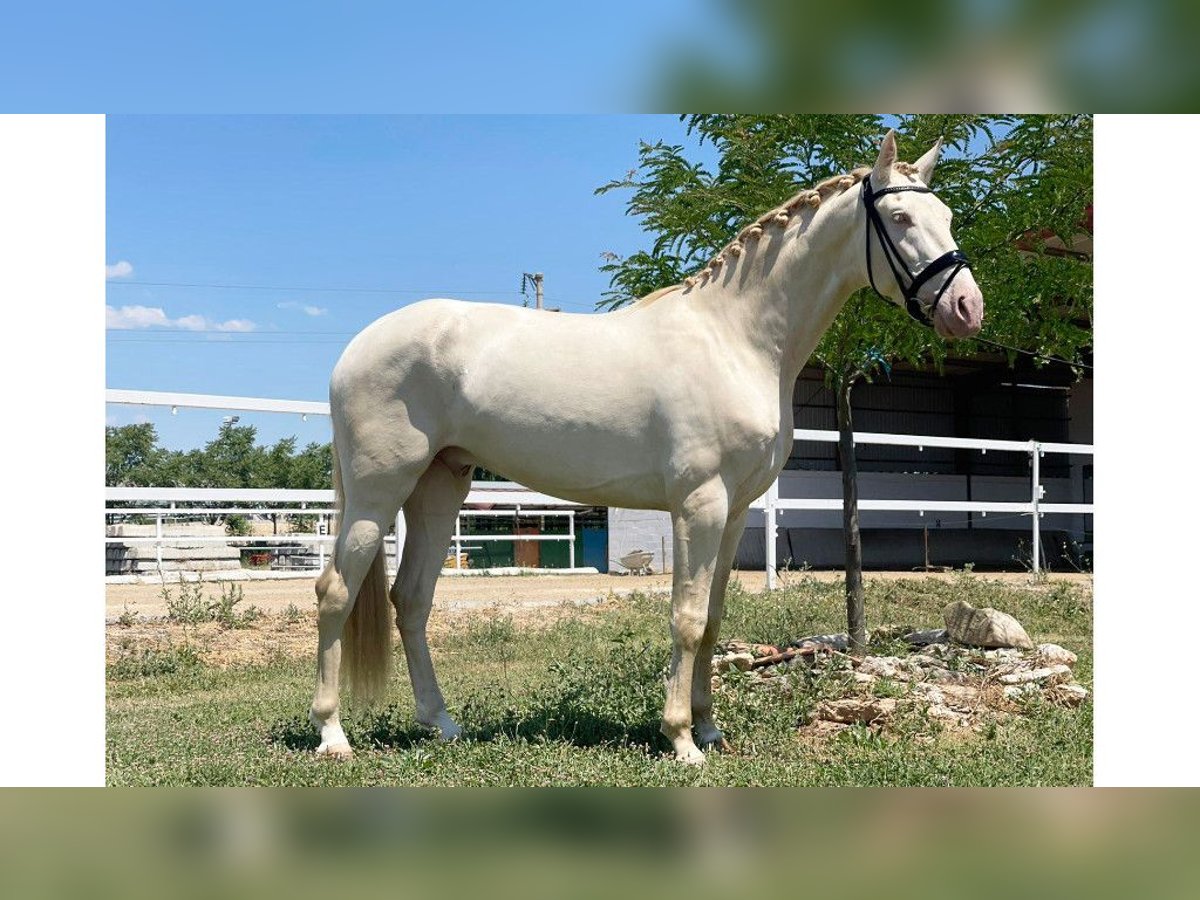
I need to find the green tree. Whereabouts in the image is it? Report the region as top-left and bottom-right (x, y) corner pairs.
(598, 114), (1092, 650)
(290, 441), (333, 490)
(198, 422), (268, 488)
(105, 423), (165, 486)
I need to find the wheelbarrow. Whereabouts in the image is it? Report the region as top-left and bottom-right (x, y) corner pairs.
(615, 549), (655, 575)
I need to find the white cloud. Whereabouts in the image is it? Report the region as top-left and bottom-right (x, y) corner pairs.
(174, 314), (207, 331)
(106, 260), (134, 279)
(105, 304), (257, 332)
(215, 318), (256, 332)
(106, 304), (169, 329)
(277, 300), (327, 317)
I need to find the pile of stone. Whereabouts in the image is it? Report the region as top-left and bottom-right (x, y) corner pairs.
(711, 600), (1088, 738)
(106, 522), (240, 576)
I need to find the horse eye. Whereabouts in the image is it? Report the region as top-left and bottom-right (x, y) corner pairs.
(891, 211), (912, 226)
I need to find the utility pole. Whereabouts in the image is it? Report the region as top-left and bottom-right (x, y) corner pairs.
(522, 272), (544, 310)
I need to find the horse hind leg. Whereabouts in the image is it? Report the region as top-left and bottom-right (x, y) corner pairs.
(391, 450), (473, 740)
(310, 475), (416, 758)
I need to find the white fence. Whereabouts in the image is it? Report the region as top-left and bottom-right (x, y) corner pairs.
(105, 390), (584, 577)
(753, 430), (1093, 588)
(107, 389), (1093, 581)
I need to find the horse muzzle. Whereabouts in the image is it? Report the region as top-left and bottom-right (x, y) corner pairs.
(932, 273), (984, 339)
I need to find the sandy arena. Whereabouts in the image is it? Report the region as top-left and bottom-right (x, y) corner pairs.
(105, 570), (1091, 621)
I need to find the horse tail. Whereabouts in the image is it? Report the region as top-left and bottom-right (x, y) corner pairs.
(328, 438), (393, 703)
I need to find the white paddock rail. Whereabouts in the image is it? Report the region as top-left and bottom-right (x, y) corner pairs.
(754, 429), (1094, 587)
(106, 389), (584, 573)
(108, 390), (1093, 580)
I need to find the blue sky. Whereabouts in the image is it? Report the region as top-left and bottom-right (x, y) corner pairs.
(4, 2), (712, 112)
(105, 115), (717, 450)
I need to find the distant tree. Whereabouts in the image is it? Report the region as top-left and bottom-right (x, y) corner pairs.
(105, 423), (334, 491)
(290, 441), (333, 490)
(198, 422), (268, 489)
(598, 114), (1092, 651)
(105, 423), (165, 486)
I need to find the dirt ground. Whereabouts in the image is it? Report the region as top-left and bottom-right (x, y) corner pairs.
(105, 570), (1092, 670)
(104, 569), (1091, 621)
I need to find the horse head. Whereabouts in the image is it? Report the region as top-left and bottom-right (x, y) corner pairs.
(864, 130), (984, 339)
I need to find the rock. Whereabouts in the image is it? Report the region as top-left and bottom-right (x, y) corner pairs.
(1050, 683), (1089, 707)
(913, 681), (980, 708)
(713, 652), (754, 673)
(905, 628), (949, 647)
(909, 653), (949, 670)
(912, 683), (946, 705)
(925, 704), (971, 726)
(925, 667), (973, 684)
(1037, 643), (1078, 667)
(998, 664), (1072, 686)
(858, 656), (914, 680)
(723, 640), (780, 657)
(790, 633), (849, 652)
(943, 600), (1034, 650)
(815, 698), (898, 725)
(934, 683), (982, 706)
(852, 671), (878, 685)
(983, 648), (1025, 663)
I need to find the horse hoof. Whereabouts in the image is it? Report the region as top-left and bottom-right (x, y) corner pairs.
(675, 746), (707, 766)
(419, 712), (463, 742)
(695, 725), (725, 749)
(316, 742), (354, 761)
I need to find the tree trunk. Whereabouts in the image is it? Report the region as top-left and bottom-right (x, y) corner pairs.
(837, 373), (867, 654)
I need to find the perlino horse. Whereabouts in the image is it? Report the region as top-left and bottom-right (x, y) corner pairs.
(310, 130), (984, 764)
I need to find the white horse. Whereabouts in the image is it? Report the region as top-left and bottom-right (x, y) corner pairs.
(310, 130), (984, 764)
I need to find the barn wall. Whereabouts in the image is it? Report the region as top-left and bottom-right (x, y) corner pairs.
(607, 507), (673, 574)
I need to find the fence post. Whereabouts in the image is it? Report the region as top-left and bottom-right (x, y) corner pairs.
(155, 511), (163, 572)
(764, 479), (779, 590)
(318, 514), (326, 572)
(454, 514), (462, 570)
(394, 510), (406, 576)
(568, 510), (576, 570)
(1031, 441), (1041, 574)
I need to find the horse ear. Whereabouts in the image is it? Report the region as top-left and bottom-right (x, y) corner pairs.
(873, 130), (898, 181)
(914, 137), (943, 184)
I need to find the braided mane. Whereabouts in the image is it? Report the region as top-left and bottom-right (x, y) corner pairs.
(625, 161), (922, 310)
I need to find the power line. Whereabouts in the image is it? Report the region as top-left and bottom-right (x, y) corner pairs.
(109, 279), (526, 296)
(107, 278), (603, 312)
(107, 337), (351, 345)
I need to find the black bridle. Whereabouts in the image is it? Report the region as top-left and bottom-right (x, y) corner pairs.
(861, 176), (971, 328)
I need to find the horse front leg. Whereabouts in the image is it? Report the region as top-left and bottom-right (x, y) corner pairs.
(691, 506), (748, 750)
(661, 481), (729, 765)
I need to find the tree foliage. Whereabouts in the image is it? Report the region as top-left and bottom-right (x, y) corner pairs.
(105, 422), (332, 490)
(596, 114), (1093, 378)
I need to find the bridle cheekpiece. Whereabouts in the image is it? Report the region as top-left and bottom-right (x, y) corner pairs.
(861, 176), (971, 328)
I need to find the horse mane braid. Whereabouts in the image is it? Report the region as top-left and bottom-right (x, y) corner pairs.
(629, 165), (885, 309)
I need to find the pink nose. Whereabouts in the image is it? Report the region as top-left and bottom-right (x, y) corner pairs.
(934, 279), (984, 338)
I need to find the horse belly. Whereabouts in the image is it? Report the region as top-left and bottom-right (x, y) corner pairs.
(458, 412), (670, 508)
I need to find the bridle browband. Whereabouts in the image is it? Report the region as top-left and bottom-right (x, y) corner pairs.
(861, 176), (971, 328)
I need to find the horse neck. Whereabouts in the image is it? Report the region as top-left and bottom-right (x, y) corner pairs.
(693, 187), (867, 388)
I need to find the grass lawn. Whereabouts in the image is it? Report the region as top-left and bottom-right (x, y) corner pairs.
(106, 572), (1092, 786)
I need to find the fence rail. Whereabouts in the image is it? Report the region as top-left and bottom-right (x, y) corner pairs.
(755, 432), (1093, 588)
(108, 389), (1093, 581)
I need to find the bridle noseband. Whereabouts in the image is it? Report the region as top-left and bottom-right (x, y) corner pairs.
(862, 176), (971, 328)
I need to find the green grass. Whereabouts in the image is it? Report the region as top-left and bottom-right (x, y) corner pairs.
(106, 573), (1092, 786)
